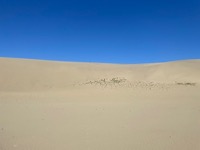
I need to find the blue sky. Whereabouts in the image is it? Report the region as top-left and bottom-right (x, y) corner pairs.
(0, 0), (200, 64)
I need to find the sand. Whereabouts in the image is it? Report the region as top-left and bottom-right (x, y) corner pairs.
(0, 57), (200, 150)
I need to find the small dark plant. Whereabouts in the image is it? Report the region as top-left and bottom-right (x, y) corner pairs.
(176, 82), (196, 86)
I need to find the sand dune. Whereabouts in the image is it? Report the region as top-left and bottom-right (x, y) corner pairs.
(0, 57), (200, 150)
(0, 58), (200, 91)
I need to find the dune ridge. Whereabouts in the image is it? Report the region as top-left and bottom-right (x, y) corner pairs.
(0, 57), (200, 92)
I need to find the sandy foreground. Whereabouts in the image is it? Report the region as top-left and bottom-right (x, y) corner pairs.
(0, 58), (200, 150)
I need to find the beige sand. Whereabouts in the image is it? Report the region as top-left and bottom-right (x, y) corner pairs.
(0, 57), (200, 150)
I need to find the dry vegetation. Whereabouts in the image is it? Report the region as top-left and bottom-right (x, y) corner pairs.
(84, 77), (127, 86)
(77, 77), (197, 90)
(175, 82), (196, 86)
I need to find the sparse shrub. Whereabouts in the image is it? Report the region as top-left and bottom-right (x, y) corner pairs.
(110, 78), (126, 84)
(176, 82), (196, 86)
(83, 77), (127, 87)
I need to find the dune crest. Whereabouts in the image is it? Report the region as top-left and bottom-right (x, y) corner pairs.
(0, 58), (199, 92)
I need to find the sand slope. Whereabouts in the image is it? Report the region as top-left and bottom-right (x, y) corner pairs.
(0, 58), (200, 150)
(0, 58), (200, 91)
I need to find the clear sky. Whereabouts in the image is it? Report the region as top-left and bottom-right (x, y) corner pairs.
(0, 0), (200, 64)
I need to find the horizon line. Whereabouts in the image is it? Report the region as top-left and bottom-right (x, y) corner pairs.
(0, 56), (200, 65)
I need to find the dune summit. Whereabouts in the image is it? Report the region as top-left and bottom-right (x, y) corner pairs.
(0, 57), (200, 150)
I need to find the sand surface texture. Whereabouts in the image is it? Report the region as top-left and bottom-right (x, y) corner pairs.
(0, 58), (200, 150)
